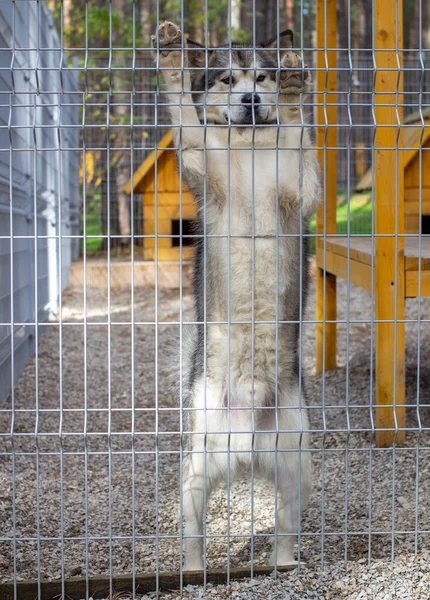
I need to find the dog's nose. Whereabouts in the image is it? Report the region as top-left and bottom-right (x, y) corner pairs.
(241, 93), (261, 105)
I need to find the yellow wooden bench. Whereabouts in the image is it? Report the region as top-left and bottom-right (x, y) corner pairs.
(315, 0), (429, 447)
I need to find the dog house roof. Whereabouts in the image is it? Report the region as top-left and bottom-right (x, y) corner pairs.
(124, 129), (173, 195)
(355, 107), (430, 192)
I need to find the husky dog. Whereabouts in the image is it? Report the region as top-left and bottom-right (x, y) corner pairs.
(152, 21), (321, 571)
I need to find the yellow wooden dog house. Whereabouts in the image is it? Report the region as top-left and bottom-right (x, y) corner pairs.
(315, 0), (430, 447)
(125, 130), (197, 261)
(355, 108), (430, 234)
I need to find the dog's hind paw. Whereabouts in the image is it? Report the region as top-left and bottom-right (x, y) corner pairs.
(270, 544), (302, 570)
(270, 554), (301, 570)
(183, 560), (204, 572)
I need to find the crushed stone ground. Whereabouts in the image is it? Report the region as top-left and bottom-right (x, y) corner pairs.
(0, 277), (429, 599)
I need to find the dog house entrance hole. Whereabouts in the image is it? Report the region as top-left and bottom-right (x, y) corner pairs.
(422, 216), (430, 235)
(172, 219), (193, 247)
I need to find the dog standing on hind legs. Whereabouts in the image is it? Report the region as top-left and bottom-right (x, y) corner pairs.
(152, 21), (321, 571)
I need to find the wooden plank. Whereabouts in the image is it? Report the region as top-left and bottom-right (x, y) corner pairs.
(404, 190), (430, 208)
(405, 214), (419, 234)
(404, 106), (430, 124)
(0, 565), (295, 600)
(315, 0), (337, 375)
(316, 266), (337, 374)
(403, 128), (430, 170)
(315, 0), (337, 236)
(144, 218), (173, 236)
(137, 169), (155, 194)
(144, 192), (196, 206)
(403, 124), (430, 151)
(144, 200), (197, 218)
(317, 247), (372, 291)
(404, 148), (430, 187)
(404, 238), (430, 270)
(124, 130), (173, 194)
(137, 151), (177, 193)
(405, 270), (430, 297)
(356, 125), (430, 192)
(317, 237), (374, 267)
(374, 0), (405, 447)
(144, 238), (172, 249)
(69, 260), (193, 289)
(144, 246), (196, 261)
(136, 151), (193, 194)
(319, 236), (430, 271)
(355, 144), (367, 177)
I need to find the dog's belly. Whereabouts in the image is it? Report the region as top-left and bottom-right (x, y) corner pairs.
(201, 321), (297, 455)
(193, 405), (277, 455)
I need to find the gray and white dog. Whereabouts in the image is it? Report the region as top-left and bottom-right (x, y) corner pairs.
(152, 21), (321, 571)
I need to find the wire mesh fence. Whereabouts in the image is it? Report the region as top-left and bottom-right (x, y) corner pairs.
(0, 0), (430, 599)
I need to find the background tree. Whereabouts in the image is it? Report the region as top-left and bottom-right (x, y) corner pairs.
(49, 0), (428, 253)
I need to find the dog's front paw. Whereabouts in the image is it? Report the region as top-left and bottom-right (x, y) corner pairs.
(151, 21), (187, 70)
(279, 52), (310, 94)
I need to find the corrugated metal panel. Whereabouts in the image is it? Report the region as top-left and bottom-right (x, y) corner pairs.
(0, 1), (79, 402)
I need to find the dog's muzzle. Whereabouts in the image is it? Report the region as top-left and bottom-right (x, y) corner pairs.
(241, 93), (260, 122)
(230, 93), (269, 124)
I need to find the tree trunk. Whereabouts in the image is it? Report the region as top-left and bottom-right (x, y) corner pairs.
(114, 154), (131, 245)
(337, 0), (349, 52)
(285, 0), (294, 31)
(100, 150), (108, 252)
(425, 2), (430, 49)
(241, 0), (278, 44)
(139, 0), (153, 41)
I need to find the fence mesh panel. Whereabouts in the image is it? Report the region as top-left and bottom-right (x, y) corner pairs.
(0, 1), (429, 599)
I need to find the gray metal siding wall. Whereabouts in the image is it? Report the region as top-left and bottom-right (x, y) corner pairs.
(0, 1), (79, 402)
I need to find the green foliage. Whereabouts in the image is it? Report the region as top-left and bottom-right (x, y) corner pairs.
(81, 206), (103, 254)
(67, 6), (122, 45)
(308, 193), (373, 254)
(53, 3), (145, 53)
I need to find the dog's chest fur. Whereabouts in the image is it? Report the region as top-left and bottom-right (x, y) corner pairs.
(184, 127), (304, 414)
(203, 128), (301, 323)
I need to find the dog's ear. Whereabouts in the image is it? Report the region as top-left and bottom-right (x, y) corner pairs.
(186, 38), (207, 69)
(263, 29), (294, 56)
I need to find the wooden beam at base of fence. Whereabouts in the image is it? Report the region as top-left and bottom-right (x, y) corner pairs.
(0, 565), (296, 600)
(374, 0), (405, 447)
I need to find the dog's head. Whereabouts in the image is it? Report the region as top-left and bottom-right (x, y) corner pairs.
(187, 30), (295, 125)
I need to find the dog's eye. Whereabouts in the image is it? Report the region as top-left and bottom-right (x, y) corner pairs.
(221, 75), (235, 86)
(256, 74), (266, 83)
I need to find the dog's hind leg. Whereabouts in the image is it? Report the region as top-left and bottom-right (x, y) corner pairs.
(182, 434), (227, 571)
(182, 378), (227, 571)
(182, 450), (207, 571)
(258, 397), (311, 567)
(271, 444), (311, 566)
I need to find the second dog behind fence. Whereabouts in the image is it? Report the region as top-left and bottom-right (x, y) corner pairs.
(152, 21), (322, 570)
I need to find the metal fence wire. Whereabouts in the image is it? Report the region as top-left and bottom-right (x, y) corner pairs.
(0, 0), (429, 599)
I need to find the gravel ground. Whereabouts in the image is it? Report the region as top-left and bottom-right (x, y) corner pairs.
(0, 275), (429, 599)
(159, 554), (430, 599)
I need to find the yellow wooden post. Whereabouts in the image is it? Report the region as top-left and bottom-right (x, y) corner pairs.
(374, 0), (406, 446)
(315, 0), (337, 374)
